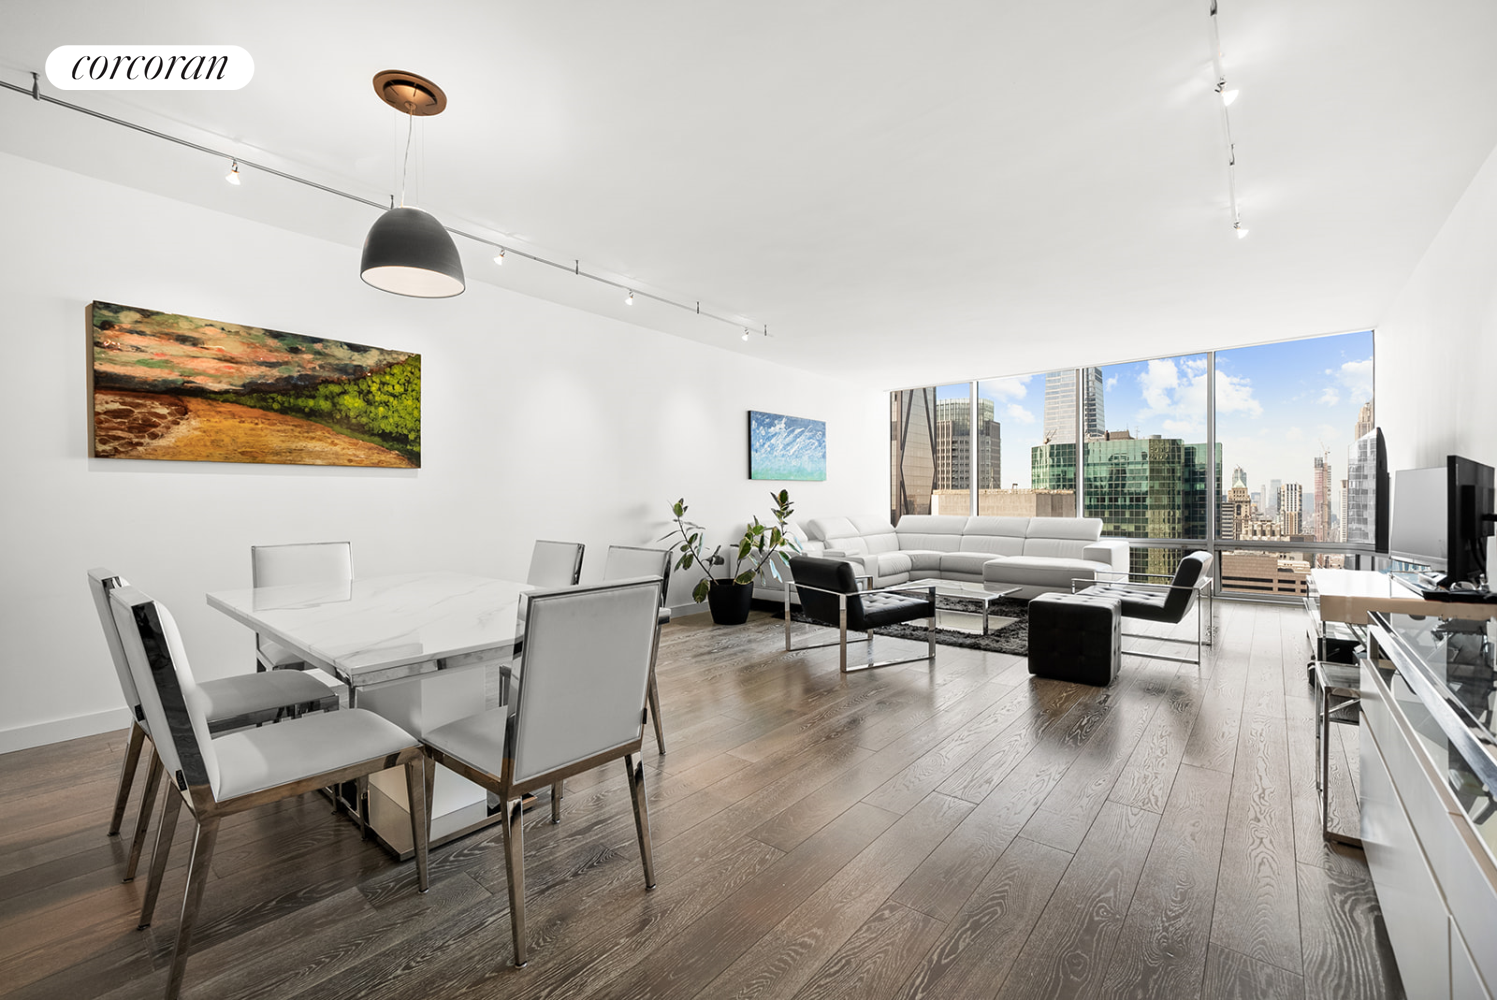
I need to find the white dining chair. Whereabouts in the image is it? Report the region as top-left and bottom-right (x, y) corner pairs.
(250, 541), (353, 671)
(421, 577), (662, 968)
(110, 584), (429, 1000)
(525, 539), (584, 588)
(88, 568), (336, 881)
(600, 545), (672, 754)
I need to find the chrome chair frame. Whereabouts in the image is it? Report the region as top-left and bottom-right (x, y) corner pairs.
(783, 579), (936, 673)
(112, 587), (428, 1000)
(1070, 572), (1216, 666)
(421, 578), (660, 967)
(1314, 660), (1364, 848)
(90, 568), (334, 881)
(601, 544), (672, 754)
(525, 539), (585, 588)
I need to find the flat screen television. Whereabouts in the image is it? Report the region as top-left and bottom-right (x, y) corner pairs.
(1389, 456), (1496, 583)
(1448, 455), (1495, 584)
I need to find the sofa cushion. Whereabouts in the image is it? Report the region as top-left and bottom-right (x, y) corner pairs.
(1023, 537), (1097, 561)
(940, 552), (998, 578)
(805, 516), (860, 543)
(1025, 517), (1102, 542)
(893, 514), (966, 553)
(905, 550), (943, 573)
(983, 556), (1107, 592)
(866, 551), (914, 579)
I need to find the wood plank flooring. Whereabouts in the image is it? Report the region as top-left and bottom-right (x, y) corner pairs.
(0, 600), (1403, 1000)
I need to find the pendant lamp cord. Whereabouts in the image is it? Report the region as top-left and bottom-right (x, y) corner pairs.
(400, 112), (413, 208)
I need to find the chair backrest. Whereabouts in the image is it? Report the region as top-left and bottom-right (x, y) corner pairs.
(786, 556), (862, 627)
(109, 586), (221, 798)
(1161, 551), (1214, 620)
(527, 540), (585, 588)
(251, 541), (353, 589)
(509, 578), (660, 785)
(87, 567), (141, 719)
(601, 545), (671, 601)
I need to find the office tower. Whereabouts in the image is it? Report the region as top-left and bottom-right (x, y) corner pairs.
(1279, 482), (1304, 537)
(1041, 368), (1105, 444)
(891, 388), (936, 520)
(1268, 478), (1282, 517)
(1346, 430), (1379, 545)
(1340, 478), (1350, 545)
(1069, 433), (1217, 578)
(1221, 466), (1252, 541)
(932, 397), (1000, 491)
(1355, 400), (1375, 440)
(1313, 456), (1332, 542)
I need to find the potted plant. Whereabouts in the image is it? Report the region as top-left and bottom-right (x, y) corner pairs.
(663, 489), (802, 625)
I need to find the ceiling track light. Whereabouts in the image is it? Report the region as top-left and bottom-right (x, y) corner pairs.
(493, 248), (505, 265)
(625, 290), (634, 305)
(0, 76), (769, 336)
(1208, 1), (1248, 239)
(225, 159), (240, 185)
(359, 70), (465, 299)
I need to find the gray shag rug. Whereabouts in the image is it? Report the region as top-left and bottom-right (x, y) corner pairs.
(776, 595), (1030, 656)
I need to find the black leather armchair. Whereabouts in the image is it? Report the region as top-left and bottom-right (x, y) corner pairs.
(784, 556), (937, 673)
(1077, 551), (1214, 665)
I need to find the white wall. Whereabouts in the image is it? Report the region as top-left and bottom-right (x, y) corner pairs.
(1376, 140), (1497, 473)
(0, 151), (886, 752)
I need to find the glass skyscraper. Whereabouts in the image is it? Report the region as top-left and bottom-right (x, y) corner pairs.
(1041, 368), (1105, 445)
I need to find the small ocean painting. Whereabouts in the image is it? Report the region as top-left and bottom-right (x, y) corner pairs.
(749, 410), (826, 481)
(88, 301), (420, 468)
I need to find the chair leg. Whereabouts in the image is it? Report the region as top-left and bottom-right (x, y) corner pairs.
(501, 796), (528, 967)
(124, 753), (163, 882)
(624, 753), (656, 890)
(138, 787), (182, 928)
(928, 614), (936, 663)
(551, 781), (563, 824)
(403, 758), (430, 893)
(164, 816), (220, 1000)
(356, 775), (369, 839)
(646, 670), (666, 755)
(110, 721), (147, 836)
(838, 604), (849, 674)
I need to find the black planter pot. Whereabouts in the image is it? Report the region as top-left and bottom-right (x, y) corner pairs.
(705, 580), (754, 625)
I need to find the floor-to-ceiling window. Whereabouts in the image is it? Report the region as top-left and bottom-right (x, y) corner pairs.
(890, 330), (1376, 596)
(1213, 330), (1376, 595)
(1082, 355), (1213, 581)
(975, 371), (1078, 518)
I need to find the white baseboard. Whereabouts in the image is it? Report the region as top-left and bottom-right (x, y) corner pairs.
(669, 601), (710, 618)
(0, 707), (131, 755)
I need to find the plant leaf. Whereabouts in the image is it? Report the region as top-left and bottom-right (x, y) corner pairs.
(734, 570), (756, 585)
(692, 578), (710, 602)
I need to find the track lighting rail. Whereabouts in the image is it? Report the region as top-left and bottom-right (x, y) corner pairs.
(1, 73), (768, 338)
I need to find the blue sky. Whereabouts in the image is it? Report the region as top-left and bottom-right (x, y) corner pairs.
(962, 330), (1375, 507)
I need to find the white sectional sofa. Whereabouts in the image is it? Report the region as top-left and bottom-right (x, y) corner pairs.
(801, 514), (1130, 600)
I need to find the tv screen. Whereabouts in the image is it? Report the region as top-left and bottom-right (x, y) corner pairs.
(1447, 455), (1495, 584)
(1389, 466), (1447, 571)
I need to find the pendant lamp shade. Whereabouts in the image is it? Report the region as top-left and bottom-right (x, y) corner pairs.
(360, 207), (465, 298)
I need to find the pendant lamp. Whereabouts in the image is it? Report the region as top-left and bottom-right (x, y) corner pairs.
(360, 71), (465, 298)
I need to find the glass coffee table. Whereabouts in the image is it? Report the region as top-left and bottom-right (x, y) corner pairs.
(894, 579), (1022, 635)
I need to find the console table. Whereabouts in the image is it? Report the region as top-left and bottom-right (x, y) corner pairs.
(1362, 613), (1497, 1000)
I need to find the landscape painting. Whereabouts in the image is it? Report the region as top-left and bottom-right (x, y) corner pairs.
(88, 301), (420, 468)
(749, 410), (826, 481)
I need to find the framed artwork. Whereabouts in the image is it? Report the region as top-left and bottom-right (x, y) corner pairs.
(748, 410), (826, 481)
(87, 301), (420, 468)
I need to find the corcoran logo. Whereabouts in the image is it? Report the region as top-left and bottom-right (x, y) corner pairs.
(45, 45), (253, 90)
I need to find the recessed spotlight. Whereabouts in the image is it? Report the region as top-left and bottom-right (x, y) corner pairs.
(1221, 88), (1238, 107)
(625, 290), (634, 305)
(226, 160), (240, 185)
(493, 249), (505, 266)
(1234, 222), (1249, 238)
(742, 329), (749, 341)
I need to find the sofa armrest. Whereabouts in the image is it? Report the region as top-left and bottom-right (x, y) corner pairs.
(1084, 539), (1130, 577)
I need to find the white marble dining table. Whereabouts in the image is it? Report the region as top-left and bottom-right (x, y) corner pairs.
(207, 571), (532, 857)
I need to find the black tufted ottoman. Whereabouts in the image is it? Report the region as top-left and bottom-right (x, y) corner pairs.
(1027, 592), (1122, 686)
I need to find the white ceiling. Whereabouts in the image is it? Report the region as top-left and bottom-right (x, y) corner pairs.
(3, 1), (1495, 388)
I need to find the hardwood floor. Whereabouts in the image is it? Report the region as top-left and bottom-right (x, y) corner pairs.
(0, 601), (1403, 1000)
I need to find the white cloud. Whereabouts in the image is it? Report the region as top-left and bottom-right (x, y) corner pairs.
(1286, 426), (1304, 441)
(1319, 387), (1341, 406)
(982, 375), (1030, 401)
(1339, 357), (1373, 401)
(1006, 403), (1035, 425)
(1162, 419), (1195, 434)
(1215, 370), (1263, 417)
(1106, 375), (1118, 390)
(1137, 359), (1180, 412)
